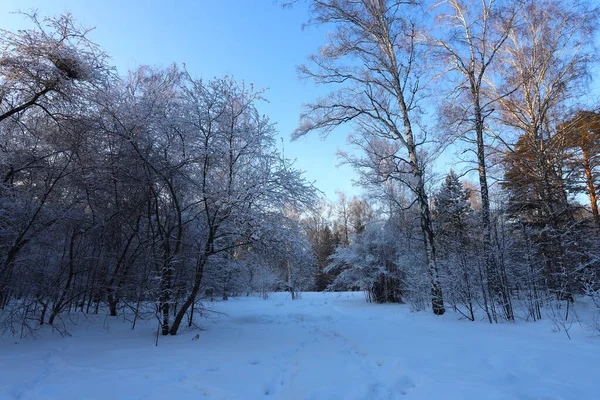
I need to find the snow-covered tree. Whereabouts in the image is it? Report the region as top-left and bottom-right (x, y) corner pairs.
(0, 16), (318, 334)
(295, 0), (445, 315)
(327, 218), (403, 304)
(433, 171), (479, 320)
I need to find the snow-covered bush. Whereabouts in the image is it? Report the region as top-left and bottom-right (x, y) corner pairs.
(326, 220), (403, 303)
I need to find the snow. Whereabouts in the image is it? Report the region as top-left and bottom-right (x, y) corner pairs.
(1, 292), (599, 400)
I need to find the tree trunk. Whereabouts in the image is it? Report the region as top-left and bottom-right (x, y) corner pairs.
(108, 295), (118, 317)
(399, 87), (445, 315)
(582, 148), (599, 228)
(159, 260), (173, 336)
(471, 90), (514, 321)
(169, 253), (208, 335)
(411, 158), (445, 315)
(49, 231), (77, 325)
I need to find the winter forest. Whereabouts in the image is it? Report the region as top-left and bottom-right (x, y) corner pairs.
(1, 0), (600, 398)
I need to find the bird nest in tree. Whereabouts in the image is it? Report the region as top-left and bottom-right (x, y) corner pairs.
(50, 56), (82, 80)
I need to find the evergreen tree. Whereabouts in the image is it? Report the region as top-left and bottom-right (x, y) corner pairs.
(433, 171), (478, 320)
(313, 225), (338, 291)
(502, 134), (576, 300)
(433, 171), (473, 239)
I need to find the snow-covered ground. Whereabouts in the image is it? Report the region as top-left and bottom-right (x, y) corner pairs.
(1, 292), (598, 400)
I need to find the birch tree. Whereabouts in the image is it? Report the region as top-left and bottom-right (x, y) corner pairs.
(430, 0), (518, 321)
(295, 0), (445, 315)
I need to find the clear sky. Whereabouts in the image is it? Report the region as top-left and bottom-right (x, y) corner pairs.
(0, 0), (362, 201)
(2, 1), (599, 202)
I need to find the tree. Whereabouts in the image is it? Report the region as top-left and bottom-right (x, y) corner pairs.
(294, 0), (445, 315)
(0, 20), (318, 335)
(502, 133), (573, 293)
(303, 201), (339, 291)
(433, 171), (473, 236)
(433, 170), (478, 320)
(494, 0), (598, 217)
(334, 191), (351, 247)
(0, 13), (111, 311)
(159, 73), (316, 335)
(348, 197), (373, 236)
(0, 13), (110, 123)
(496, 0), (599, 301)
(430, 0), (518, 321)
(327, 219), (403, 303)
(558, 110), (600, 228)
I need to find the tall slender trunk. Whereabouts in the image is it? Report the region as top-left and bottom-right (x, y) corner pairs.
(406, 138), (445, 315)
(474, 98), (514, 321)
(379, 15), (445, 315)
(159, 259), (174, 336)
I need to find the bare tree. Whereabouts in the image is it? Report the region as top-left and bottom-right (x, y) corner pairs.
(0, 12), (109, 123)
(0, 12), (322, 336)
(430, 0), (518, 321)
(334, 191), (351, 247)
(294, 0), (445, 314)
(0, 13), (111, 310)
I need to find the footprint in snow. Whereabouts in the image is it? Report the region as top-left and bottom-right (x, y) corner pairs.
(366, 375), (415, 399)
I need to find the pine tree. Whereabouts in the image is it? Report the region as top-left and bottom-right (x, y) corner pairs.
(559, 110), (600, 228)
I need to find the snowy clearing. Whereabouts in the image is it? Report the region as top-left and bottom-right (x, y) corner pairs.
(1, 292), (599, 400)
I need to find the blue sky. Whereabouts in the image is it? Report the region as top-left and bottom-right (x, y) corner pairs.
(2, 1), (599, 202)
(0, 0), (361, 201)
